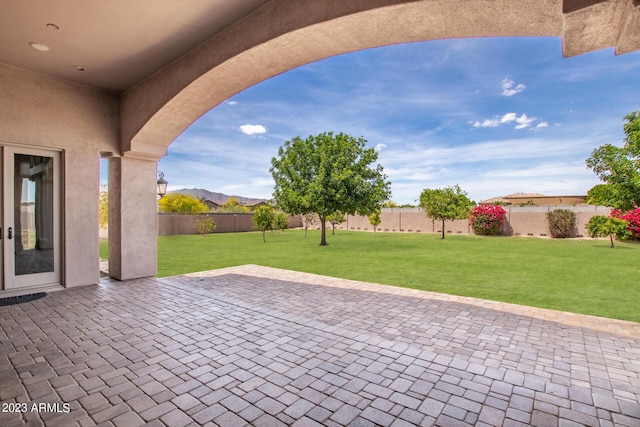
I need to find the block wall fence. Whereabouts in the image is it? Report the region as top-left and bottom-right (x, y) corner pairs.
(338, 206), (612, 238)
(155, 206), (612, 238)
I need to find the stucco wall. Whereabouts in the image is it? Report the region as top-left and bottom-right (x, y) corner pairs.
(0, 64), (120, 287)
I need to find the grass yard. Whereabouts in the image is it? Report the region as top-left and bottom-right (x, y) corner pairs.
(99, 230), (640, 322)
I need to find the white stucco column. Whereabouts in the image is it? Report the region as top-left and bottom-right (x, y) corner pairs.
(108, 156), (158, 280)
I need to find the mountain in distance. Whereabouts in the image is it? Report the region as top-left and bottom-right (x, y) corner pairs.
(169, 188), (267, 206)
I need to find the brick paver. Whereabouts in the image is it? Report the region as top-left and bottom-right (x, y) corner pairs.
(1, 265), (639, 426)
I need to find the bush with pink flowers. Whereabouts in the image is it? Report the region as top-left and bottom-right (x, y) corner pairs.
(610, 207), (640, 239)
(470, 205), (507, 236)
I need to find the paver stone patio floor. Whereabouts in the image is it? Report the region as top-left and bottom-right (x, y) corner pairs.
(1, 265), (639, 426)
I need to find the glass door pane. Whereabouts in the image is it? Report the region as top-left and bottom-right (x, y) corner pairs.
(14, 154), (55, 275)
(3, 146), (60, 289)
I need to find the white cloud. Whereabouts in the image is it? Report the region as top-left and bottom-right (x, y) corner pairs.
(514, 114), (536, 130)
(239, 124), (267, 135)
(471, 112), (539, 130)
(500, 112), (517, 123)
(375, 143), (388, 151)
(471, 118), (500, 128)
(501, 78), (526, 96)
(536, 121), (549, 129)
(227, 101), (238, 106)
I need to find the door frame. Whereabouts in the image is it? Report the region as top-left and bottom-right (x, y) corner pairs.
(1, 145), (62, 290)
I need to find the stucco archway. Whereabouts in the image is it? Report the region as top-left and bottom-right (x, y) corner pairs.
(121, 0), (640, 159)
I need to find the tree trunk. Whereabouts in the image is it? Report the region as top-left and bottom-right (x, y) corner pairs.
(331, 224), (335, 235)
(441, 219), (446, 239)
(262, 229), (266, 242)
(610, 235), (615, 248)
(319, 215), (328, 246)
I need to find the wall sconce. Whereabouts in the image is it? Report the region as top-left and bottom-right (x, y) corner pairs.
(157, 172), (168, 198)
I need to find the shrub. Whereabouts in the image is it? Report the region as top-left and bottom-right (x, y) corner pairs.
(546, 209), (576, 238)
(193, 216), (216, 237)
(611, 208), (640, 239)
(470, 205), (507, 235)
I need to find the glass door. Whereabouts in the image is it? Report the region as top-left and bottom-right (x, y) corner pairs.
(2, 146), (61, 290)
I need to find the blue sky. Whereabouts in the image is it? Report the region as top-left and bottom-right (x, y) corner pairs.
(134, 36), (639, 204)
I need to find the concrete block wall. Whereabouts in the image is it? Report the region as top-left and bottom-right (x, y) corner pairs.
(336, 206), (611, 237)
(158, 213), (302, 236)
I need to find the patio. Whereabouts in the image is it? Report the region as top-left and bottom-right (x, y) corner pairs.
(1, 265), (639, 427)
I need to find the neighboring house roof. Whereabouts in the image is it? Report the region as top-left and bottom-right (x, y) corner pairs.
(480, 194), (588, 206)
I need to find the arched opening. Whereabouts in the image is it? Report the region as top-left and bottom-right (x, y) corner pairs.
(122, 0), (640, 160)
(155, 36), (639, 207)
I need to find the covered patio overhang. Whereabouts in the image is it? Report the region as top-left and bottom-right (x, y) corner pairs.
(0, 0), (639, 285)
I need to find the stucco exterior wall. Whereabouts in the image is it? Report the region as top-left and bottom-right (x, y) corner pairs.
(0, 64), (120, 288)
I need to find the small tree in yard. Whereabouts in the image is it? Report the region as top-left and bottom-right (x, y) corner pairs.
(470, 205), (506, 236)
(369, 211), (381, 236)
(327, 211), (345, 235)
(253, 205), (275, 242)
(301, 213), (319, 238)
(546, 209), (576, 238)
(419, 185), (474, 239)
(271, 132), (391, 246)
(586, 215), (628, 248)
(273, 212), (289, 234)
(193, 216), (216, 237)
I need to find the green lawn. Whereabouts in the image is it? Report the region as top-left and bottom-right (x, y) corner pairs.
(99, 230), (640, 322)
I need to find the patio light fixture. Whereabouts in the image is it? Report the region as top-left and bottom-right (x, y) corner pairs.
(157, 171), (168, 198)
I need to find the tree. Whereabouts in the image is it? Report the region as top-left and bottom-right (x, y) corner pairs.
(273, 212), (289, 234)
(193, 216), (216, 237)
(271, 132), (391, 246)
(252, 205), (275, 242)
(419, 185), (474, 239)
(586, 111), (640, 210)
(326, 211), (345, 235)
(368, 211), (381, 236)
(586, 215), (628, 248)
(158, 193), (209, 214)
(99, 191), (109, 228)
(301, 213), (319, 238)
(220, 197), (250, 213)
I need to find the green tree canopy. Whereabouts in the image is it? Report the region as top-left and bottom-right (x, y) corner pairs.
(99, 191), (108, 228)
(271, 132), (391, 246)
(419, 185), (474, 239)
(368, 211), (381, 236)
(586, 215), (628, 248)
(220, 197), (250, 213)
(326, 211), (345, 235)
(252, 205), (275, 242)
(158, 193), (208, 214)
(586, 111), (640, 210)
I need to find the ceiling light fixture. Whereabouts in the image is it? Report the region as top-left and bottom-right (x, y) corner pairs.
(29, 42), (50, 52)
(71, 66), (85, 71)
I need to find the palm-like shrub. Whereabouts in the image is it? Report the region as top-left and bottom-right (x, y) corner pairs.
(470, 205), (506, 236)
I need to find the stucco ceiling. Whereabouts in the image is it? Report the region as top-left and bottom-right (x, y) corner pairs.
(0, 0), (272, 91)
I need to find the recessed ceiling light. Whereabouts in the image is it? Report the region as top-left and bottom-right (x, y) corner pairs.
(29, 42), (50, 52)
(46, 23), (60, 30)
(71, 66), (85, 71)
